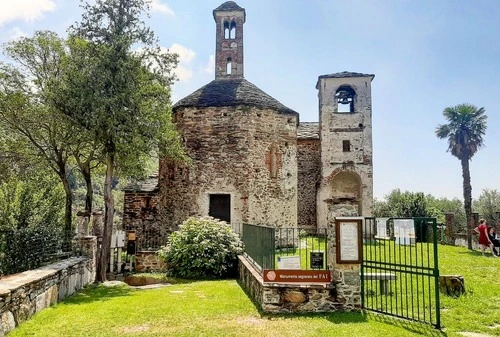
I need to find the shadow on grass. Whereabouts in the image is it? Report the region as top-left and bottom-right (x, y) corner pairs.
(366, 312), (447, 336)
(62, 284), (135, 305)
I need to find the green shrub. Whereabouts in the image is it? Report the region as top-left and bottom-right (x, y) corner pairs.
(158, 217), (244, 279)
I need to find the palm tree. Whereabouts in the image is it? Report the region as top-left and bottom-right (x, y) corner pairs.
(436, 103), (487, 249)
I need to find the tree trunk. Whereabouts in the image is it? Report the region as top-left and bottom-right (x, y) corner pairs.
(96, 149), (115, 282)
(81, 162), (93, 216)
(461, 157), (473, 250)
(58, 162), (73, 234)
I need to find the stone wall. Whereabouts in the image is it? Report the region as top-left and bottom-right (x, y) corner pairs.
(135, 251), (166, 273)
(297, 139), (320, 228)
(238, 255), (361, 313)
(0, 237), (96, 336)
(160, 106), (298, 233)
(122, 191), (164, 250)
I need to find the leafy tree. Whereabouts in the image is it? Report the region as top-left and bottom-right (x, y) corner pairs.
(436, 104), (487, 249)
(473, 189), (500, 226)
(1, 31), (104, 231)
(373, 189), (435, 218)
(0, 39), (74, 232)
(53, 0), (184, 281)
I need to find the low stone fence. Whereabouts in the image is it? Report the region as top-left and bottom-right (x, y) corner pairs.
(238, 255), (360, 313)
(0, 237), (96, 336)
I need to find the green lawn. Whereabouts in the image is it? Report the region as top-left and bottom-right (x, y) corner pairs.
(8, 244), (500, 337)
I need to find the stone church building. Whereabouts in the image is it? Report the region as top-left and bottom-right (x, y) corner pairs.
(123, 1), (374, 246)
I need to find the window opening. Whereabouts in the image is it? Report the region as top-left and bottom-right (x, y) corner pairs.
(335, 86), (355, 113)
(226, 57), (232, 75)
(209, 194), (231, 223)
(343, 140), (351, 152)
(224, 21), (230, 39)
(230, 21), (236, 39)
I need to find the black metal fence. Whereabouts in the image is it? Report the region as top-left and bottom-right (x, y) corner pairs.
(241, 224), (328, 271)
(0, 228), (77, 277)
(361, 217), (441, 329)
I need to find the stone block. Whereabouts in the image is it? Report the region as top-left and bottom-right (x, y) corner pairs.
(439, 275), (465, 297)
(282, 290), (306, 303)
(1, 311), (15, 336)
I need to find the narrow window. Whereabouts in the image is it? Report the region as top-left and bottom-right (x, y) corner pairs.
(226, 57), (232, 75)
(230, 21), (236, 39)
(343, 140), (351, 152)
(224, 21), (230, 39)
(335, 86), (355, 113)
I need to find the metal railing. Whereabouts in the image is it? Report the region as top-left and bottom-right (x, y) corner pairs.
(241, 224), (329, 271)
(361, 217), (441, 329)
(241, 224), (275, 270)
(0, 229), (77, 277)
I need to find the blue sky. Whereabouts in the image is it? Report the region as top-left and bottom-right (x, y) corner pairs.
(1, 0), (499, 201)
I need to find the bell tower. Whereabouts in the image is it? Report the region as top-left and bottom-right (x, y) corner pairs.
(213, 1), (246, 79)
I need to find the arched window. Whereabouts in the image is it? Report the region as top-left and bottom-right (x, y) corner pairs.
(335, 86), (356, 113)
(224, 21), (230, 39)
(230, 21), (236, 39)
(226, 57), (232, 75)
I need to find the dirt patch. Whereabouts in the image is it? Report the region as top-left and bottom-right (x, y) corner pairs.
(124, 275), (166, 286)
(118, 325), (150, 334)
(236, 316), (266, 327)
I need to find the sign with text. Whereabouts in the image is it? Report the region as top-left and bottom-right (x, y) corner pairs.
(310, 251), (325, 269)
(277, 256), (301, 270)
(376, 218), (390, 239)
(335, 218), (362, 264)
(394, 219), (415, 245)
(263, 270), (332, 283)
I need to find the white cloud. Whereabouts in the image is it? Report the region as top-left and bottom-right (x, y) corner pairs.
(149, 0), (174, 16)
(169, 43), (196, 82)
(204, 54), (215, 74)
(0, 0), (56, 25)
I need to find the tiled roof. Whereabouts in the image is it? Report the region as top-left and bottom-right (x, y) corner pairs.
(122, 173), (159, 193)
(318, 71), (375, 80)
(213, 1), (246, 21)
(297, 122), (319, 140)
(173, 79), (298, 116)
(214, 1), (244, 12)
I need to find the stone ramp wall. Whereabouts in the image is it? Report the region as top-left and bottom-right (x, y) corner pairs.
(0, 237), (96, 336)
(238, 255), (360, 313)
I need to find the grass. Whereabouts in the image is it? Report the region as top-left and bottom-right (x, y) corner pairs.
(8, 245), (500, 337)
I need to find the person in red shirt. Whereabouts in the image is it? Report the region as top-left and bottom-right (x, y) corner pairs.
(474, 219), (497, 257)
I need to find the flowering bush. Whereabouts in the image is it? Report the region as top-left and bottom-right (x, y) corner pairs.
(158, 217), (244, 279)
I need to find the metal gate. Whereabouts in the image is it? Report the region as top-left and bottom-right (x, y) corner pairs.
(361, 217), (441, 329)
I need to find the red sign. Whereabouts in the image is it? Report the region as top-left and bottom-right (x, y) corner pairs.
(263, 270), (332, 283)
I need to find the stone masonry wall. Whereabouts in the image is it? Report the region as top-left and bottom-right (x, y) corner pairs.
(135, 251), (166, 273)
(0, 237), (96, 336)
(297, 139), (320, 228)
(122, 191), (164, 250)
(238, 255), (361, 313)
(160, 106), (298, 233)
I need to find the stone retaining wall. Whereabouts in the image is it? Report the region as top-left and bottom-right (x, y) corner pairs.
(135, 251), (166, 272)
(0, 237), (96, 336)
(238, 255), (360, 313)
